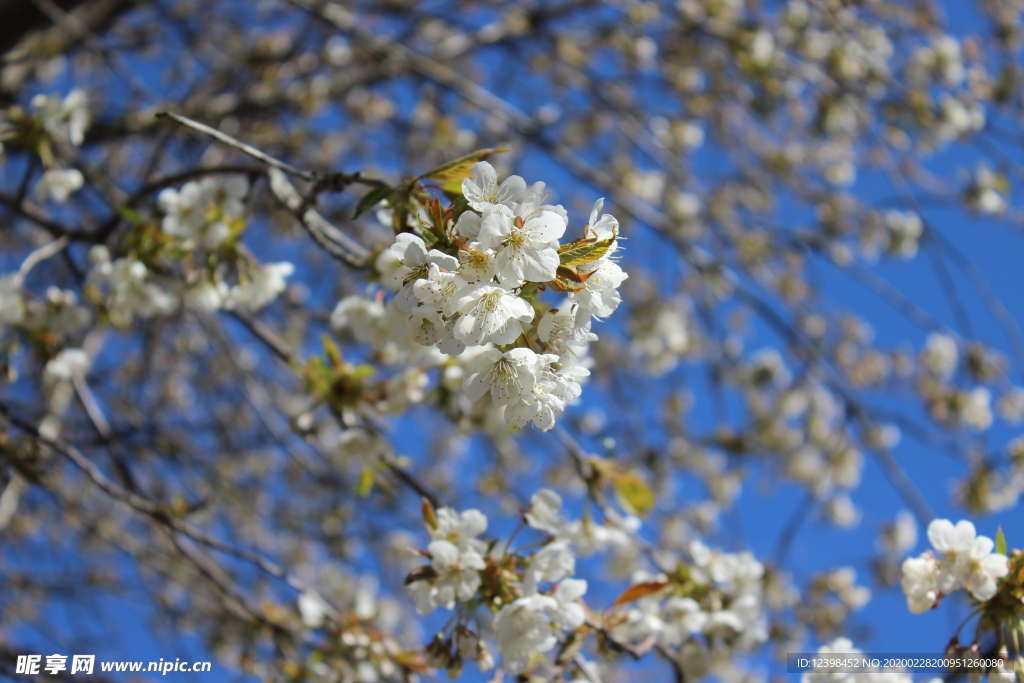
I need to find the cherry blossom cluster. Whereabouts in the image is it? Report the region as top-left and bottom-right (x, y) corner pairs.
(896, 519), (1024, 679)
(0, 261), (92, 390)
(293, 567), (417, 682)
(900, 518), (1009, 614)
(0, 90), (90, 202)
(28, 90), (89, 203)
(401, 487), (779, 679)
(918, 333), (995, 432)
(403, 495), (592, 677)
(399, 488), (654, 677)
(609, 539), (769, 680)
(334, 161), (626, 431)
(86, 175), (292, 323)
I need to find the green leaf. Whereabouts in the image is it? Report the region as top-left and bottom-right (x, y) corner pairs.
(419, 147), (508, 194)
(356, 463), (375, 497)
(612, 471), (655, 517)
(996, 526), (1008, 555)
(558, 236), (615, 267)
(117, 206), (146, 225)
(353, 185), (392, 218)
(419, 225), (442, 249)
(349, 364), (376, 380)
(321, 334), (343, 369)
(300, 356), (333, 400)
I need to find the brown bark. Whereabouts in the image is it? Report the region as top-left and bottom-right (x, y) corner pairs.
(0, 0), (139, 101)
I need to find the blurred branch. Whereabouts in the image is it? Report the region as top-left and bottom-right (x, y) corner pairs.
(156, 111), (316, 180)
(0, 399), (331, 612)
(267, 167), (371, 268)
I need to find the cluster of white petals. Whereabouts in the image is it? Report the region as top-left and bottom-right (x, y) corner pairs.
(338, 161), (625, 432)
(0, 274), (25, 327)
(403, 494), (600, 676)
(610, 538), (768, 673)
(35, 168), (83, 203)
(28, 90), (89, 203)
(31, 89), (89, 146)
(492, 579), (588, 674)
(900, 518), (1009, 614)
(968, 165), (1007, 215)
(87, 246), (177, 324)
(158, 175), (249, 249)
(406, 507), (488, 613)
(84, 175), (291, 320)
(43, 347), (90, 385)
(525, 488), (639, 557)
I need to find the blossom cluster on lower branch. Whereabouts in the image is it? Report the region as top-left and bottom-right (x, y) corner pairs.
(402, 490), (775, 679)
(899, 517), (1024, 678)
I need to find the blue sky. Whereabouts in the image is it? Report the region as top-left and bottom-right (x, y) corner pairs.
(6, 1), (1024, 680)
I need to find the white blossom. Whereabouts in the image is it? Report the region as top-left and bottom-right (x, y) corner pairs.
(525, 489), (573, 538)
(330, 295), (387, 347)
(491, 579), (585, 674)
(330, 162), (623, 436)
(900, 553), (939, 614)
(537, 304), (595, 360)
(901, 518), (1009, 612)
(419, 539), (485, 611)
(455, 246), (496, 284)
(961, 534), (1009, 601)
(661, 597), (707, 644)
(297, 591), (331, 629)
(453, 211), (482, 240)
(586, 198), (620, 256)
(0, 275), (24, 327)
(158, 175), (248, 249)
(44, 347), (89, 383)
(921, 333), (957, 378)
(407, 507), (488, 614)
(492, 594), (558, 674)
(449, 283), (533, 346)
(429, 507), (488, 554)
(375, 233), (431, 290)
(225, 261), (293, 311)
(88, 246), (176, 322)
(32, 89), (89, 146)
(461, 161), (526, 212)
(883, 210), (922, 258)
(411, 262), (460, 322)
(184, 278), (229, 313)
(525, 541), (575, 591)
(506, 358), (588, 431)
(35, 168), (83, 202)
(462, 346), (541, 404)
(549, 578), (587, 629)
(570, 259), (628, 321)
(475, 205), (566, 287)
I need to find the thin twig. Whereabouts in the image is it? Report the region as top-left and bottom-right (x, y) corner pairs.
(267, 167), (371, 267)
(0, 400), (327, 606)
(16, 236), (69, 283)
(155, 111), (315, 180)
